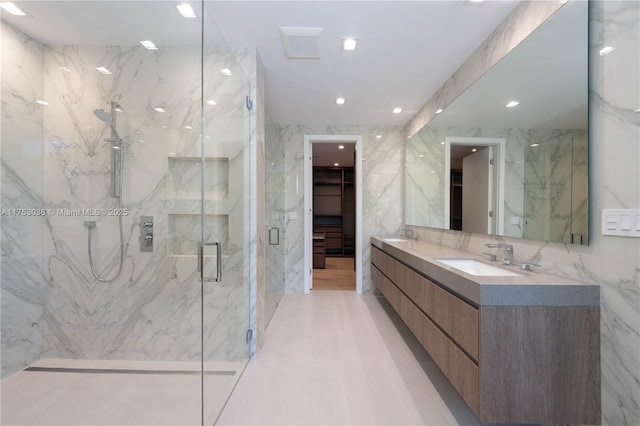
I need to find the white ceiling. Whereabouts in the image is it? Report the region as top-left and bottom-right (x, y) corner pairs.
(4, 0), (522, 126)
(205, 1), (521, 126)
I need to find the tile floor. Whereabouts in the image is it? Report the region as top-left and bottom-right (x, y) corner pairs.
(2, 291), (517, 425)
(217, 290), (483, 426)
(1, 359), (246, 425)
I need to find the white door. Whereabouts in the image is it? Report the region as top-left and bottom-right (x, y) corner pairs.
(462, 147), (493, 233)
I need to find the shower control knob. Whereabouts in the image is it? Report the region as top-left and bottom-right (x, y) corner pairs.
(139, 216), (153, 252)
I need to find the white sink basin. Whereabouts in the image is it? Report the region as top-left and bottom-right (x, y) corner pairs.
(382, 238), (407, 242)
(435, 258), (521, 277)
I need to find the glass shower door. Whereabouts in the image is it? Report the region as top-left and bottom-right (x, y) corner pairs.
(199, 5), (252, 424)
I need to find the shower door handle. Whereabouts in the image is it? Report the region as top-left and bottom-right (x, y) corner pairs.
(198, 242), (222, 282)
(268, 227), (280, 245)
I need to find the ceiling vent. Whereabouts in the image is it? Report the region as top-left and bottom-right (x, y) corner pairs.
(279, 27), (322, 59)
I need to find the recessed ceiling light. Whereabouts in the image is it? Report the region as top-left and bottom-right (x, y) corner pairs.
(419, 154), (424, 158)
(35, 100), (49, 106)
(336, 97), (346, 105)
(435, 108), (443, 114)
(221, 68), (232, 76)
(140, 40), (158, 50)
(185, 125), (193, 130)
(599, 46), (616, 56)
(634, 108), (640, 113)
(472, 148), (477, 152)
(0, 2), (26, 16)
(505, 101), (520, 108)
(342, 37), (358, 51)
(392, 107), (402, 114)
(441, 142), (445, 145)
(334, 163), (339, 167)
(375, 134), (382, 139)
(338, 145), (345, 150)
(530, 143), (540, 147)
(469, 0), (484, 3)
(207, 99), (217, 106)
(176, 3), (196, 18)
(153, 107), (166, 113)
(96, 66), (112, 75)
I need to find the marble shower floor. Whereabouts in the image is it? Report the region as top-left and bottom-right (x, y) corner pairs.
(1, 358), (246, 426)
(217, 291), (487, 426)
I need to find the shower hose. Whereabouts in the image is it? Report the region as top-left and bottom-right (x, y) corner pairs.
(87, 145), (126, 282)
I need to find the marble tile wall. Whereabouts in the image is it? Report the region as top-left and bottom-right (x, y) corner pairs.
(407, 1), (640, 423)
(0, 23), (45, 378)
(280, 125), (404, 294)
(1, 20), (254, 376)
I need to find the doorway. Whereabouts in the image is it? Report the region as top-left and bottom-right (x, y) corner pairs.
(304, 135), (363, 294)
(444, 137), (506, 235)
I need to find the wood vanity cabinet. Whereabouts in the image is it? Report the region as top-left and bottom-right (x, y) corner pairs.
(370, 245), (600, 425)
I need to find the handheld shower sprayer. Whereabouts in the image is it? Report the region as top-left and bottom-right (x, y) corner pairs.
(87, 101), (126, 282)
(93, 106), (123, 144)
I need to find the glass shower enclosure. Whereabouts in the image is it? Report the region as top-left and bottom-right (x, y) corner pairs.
(1, 1), (252, 424)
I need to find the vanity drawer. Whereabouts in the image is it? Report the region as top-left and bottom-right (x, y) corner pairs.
(371, 246), (384, 270)
(382, 251), (402, 284)
(386, 253), (479, 361)
(419, 309), (480, 415)
(414, 271), (479, 361)
(376, 266), (480, 416)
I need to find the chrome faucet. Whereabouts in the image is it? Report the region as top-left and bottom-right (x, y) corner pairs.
(484, 243), (514, 265)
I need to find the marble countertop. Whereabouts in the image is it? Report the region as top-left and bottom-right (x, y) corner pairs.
(371, 236), (600, 307)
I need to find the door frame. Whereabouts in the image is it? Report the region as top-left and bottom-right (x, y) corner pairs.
(304, 134), (363, 294)
(444, 136), (506, 235)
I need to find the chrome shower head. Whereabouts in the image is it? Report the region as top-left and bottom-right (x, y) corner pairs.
(93, 108), (122, 144)
(93, 108), (113, 125)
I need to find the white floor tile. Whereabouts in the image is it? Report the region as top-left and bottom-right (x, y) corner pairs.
(217, 291), (479, 426)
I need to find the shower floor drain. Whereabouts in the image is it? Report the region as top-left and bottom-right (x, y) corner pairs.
(23, 366), (236, 376)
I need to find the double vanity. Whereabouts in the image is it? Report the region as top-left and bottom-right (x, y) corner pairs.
(370, 236), (600, 424)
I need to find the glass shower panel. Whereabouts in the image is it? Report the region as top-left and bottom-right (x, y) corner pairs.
(200, 4), (251, 424)
(265, 113), (286, 325)
(1, 1), (250, 424)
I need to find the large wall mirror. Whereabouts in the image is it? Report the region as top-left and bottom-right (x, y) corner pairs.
(405, 0), (589, 245)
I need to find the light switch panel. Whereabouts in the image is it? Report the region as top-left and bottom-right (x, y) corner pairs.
(602, 209), (640, 237)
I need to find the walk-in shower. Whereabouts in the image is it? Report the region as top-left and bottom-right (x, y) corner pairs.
(85, 101), (126, 282)
(1, 1), (253, 424)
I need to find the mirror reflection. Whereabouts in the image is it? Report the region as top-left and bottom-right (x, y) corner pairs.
(405, 0), (589, 245)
